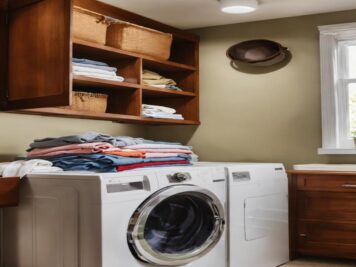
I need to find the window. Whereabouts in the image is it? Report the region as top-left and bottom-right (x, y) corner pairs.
(318, 23), (356, 154)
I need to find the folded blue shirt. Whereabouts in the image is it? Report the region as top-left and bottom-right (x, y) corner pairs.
(49, 154), (143, 172)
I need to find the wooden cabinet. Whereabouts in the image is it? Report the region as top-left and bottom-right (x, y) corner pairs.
(0, 0), (200, 125)
(0, 177), (20, 207)
(289, 171), (356, 260)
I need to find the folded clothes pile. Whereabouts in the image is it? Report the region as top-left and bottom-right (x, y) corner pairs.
(73, 58), (125, 82)
(142, 70), (182, 91)
(24, 132), (195, 172)
(0, 160), (62, 178)
(142, 104), (184, 120)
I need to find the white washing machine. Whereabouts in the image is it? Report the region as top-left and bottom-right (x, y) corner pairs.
(1, 166), (227, 267)
(196, 162), (289, 267)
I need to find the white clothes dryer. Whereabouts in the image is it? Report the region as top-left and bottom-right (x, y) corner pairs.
(1, 166), (227, 267)
(196, 162), (289, 267)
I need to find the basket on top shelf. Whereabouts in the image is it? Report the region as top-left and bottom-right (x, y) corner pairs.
(73, 6), (110, 45)
(72, 6), (173, 60)
(106, 21), (173, 60)
(0, 177), (20, 208)
(64, 91), (108, 113)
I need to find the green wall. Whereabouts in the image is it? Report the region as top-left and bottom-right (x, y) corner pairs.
(146, 9), (356, 169)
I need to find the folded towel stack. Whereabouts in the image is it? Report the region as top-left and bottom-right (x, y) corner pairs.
(142, 104), (184, 120)
(23, 132), (196, 172)
(142, 70), (182, 91)
(73, 58), (125, 82)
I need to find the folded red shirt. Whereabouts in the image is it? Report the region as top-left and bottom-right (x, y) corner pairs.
(116, 160), (190, 171)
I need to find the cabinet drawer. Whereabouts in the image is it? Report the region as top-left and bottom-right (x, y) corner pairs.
(297, 191), (356, 221)
(297, 221), (356, 259)
(297, 175), (356, 192)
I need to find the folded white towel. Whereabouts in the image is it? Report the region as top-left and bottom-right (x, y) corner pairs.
(0, 160), (63, 178)
(142, 104), (176, 114)
(73, 71), (125, 82)
(73, 66), (117, 76)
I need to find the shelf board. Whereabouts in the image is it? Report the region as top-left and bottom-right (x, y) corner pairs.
(142, 85), (196, 98)
(73, 75), (140, 91)
(134, 117), (201, 125)
(14, 108), (200, 125)
(73, 39), (197, 72)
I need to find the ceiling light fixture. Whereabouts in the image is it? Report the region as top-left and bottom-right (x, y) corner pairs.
(220, 0), (258, 14)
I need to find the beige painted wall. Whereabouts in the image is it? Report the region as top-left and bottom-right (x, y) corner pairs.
(146, 10), (356, 169)
(0, 113), (144, 161)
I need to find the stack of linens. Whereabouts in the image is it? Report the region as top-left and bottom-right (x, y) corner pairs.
(143, 70), (182, 91)
(73, 58), (124, 82)
(26, 132), (194, 172)
(142, 104), (184, 120)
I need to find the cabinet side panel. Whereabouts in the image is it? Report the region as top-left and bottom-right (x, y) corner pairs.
(5, 0), (72, 109)
(0, 0), (7, 109)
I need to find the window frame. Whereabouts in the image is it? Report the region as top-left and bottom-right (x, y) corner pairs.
(318, 23), (356, 154)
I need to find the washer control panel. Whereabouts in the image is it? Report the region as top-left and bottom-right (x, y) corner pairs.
(167, 172), (192, 183)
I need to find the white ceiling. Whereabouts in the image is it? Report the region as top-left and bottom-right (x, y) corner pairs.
(99, 0), (356, 29)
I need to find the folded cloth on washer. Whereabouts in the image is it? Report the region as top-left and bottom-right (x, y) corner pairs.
(137, 148), (193, 154)
(143, 156), (192, 163)
(72, 58), (109, 67)
(73, 66), (117, 76)
(124, 144), (192, 150)
(73, 62), (117, 72)
(28, 132), (145, 150)
(0, 160), (63, 178)
(102, 148), (145, 158)
(116, 160), (190, 171)
(73, 71), (125, 82)
(47, 154), (144, 172)
(27, 142), (114, 157)
(142, 104), (176, 114)
(144, 153), (191, 159)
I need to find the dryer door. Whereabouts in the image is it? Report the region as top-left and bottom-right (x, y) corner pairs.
(127, 185), (225, 266)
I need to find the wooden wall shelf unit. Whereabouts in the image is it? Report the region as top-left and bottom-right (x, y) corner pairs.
(0, 0), (200, 125)
(288, 170), (356, 261)
(0, 177), (20, 208)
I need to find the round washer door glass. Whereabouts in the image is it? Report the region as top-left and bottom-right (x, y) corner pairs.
(127, 185), (225, 266)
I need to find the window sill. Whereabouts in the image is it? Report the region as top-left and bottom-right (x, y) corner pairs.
(318, 148), (356, 155)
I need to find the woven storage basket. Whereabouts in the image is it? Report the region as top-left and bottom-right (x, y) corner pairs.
(106, 21), (173, 60)
(67, 91), (108, 113)
(73, 6), (108, 45)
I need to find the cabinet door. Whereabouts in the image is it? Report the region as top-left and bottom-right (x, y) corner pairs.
(297, 221), (356, 260)
(0, 0), (72, 110)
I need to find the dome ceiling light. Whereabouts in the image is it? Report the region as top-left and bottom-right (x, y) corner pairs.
(220, 0), (258, 14)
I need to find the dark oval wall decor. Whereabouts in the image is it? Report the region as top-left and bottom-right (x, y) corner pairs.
(227, 39), (290, 68)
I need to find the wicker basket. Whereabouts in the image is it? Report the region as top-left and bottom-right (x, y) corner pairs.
(73, 6), (108, 45)
(106, 21), (173, 60)
(66, 91), (108, 113)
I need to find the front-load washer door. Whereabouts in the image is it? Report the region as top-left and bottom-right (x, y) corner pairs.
(127, 185), (225, 266)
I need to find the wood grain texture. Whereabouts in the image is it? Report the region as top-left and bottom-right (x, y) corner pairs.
(0, 177), (20, 207)
(0, 0), (8, 109)
(5, 0), (72, 110)
(289, 171), (356, 261)
(4, 0), (200, 125)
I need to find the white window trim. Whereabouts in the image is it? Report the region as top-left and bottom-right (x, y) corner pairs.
(318, 22), (356, 155)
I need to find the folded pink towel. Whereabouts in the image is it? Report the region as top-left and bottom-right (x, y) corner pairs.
(27, 142), (114, 157)
(131, 148), (192, 154)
